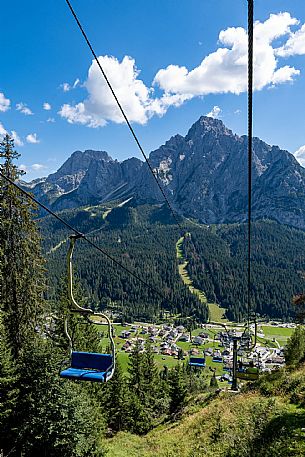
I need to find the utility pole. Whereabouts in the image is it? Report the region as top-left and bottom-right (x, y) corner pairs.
(232, 337), (238, 391)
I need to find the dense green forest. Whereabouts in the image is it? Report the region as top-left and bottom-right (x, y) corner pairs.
(40, 199), (305, 321)
(40, 203), (208, 323)
(3, 136), (305, 456)
(0, 135), (207, 456)
(184, 222), (305, 320)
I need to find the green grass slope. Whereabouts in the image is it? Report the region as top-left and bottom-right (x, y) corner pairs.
(176, 235), (227, 322)
(106, 365), (305, 457)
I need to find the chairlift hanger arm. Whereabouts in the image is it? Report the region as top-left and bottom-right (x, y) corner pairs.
(64, 235), (116, 381)
(67, 235), (94, 314)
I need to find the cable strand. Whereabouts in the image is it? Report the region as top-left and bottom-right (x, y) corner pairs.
(247, 0), (254, 328)
(0, 170), (175, 304)
(65, 0), (183, 230)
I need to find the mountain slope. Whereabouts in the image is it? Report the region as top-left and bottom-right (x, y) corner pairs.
(39, 201), (305, 320)
(25, 116), (305, 228)
(106, 364), (305, 457)
(143, 117), (305, 228)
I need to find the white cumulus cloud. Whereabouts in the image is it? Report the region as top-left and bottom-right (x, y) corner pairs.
(294, 145), (305, 167)
(0, 122), (7, 136)
(0, 92), (10, 112)
(43, 102), (52, 110)
(11, 130), (24, 146)
(19, 163), (46, 174)
(59, 55), (178, 127)
(206, 106), (221, 118)
(26, 133), (40, 144)
(0, 122), (23, 146)
(61, 79), (80, 92)
(59, 12), (305, 128)
(276, 23), (305, 57)
(154, 12), (300, 97)
(16, 102), (33, 115)
(32, 163), (46, 170)
(61, 82), (71, 92)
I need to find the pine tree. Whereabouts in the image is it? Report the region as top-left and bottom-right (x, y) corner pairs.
(16, 341), (106, 457)
(102, 359), (130, 433)
(0, 320), (19, 454)
(0, 135), (106, 456)
(0, 133), (45, 358)
(284, 325), (305, 366)
(168, 364), (187, 415)
(127, 341), (155, 434)
(142, 341), (170, 418)
(143, 341), (159, 394)
(128, 339), (145, 400)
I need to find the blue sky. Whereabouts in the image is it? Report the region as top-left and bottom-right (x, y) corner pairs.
(1, 0), (305, 180)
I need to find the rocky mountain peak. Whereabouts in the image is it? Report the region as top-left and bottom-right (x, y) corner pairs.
(186, 116), (234, 141)
(25, 115), (305, 229)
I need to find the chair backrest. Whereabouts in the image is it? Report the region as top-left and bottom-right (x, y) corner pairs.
(71, 351), (112, 371)
(190, 357), (205, 365)
(213, 356), (223, 361)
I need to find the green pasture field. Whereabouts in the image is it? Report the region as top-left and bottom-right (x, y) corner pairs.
(261, 325), (294, 344)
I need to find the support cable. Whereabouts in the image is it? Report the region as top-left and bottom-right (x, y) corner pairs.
(64, 0), (211, 321)
(247, 0), (254, 331)
(0, 170), (176, 305)
(65, 0), (183, 230)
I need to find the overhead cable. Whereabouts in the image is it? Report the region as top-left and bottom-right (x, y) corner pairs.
(247, 0), (254, 328)
(65, 0), (183, 231)
(0, 170), (175, 304)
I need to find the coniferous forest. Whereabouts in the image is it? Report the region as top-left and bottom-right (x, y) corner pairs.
(40, 199), (305, 322)
(0, 135), (205, 455)
(2, 135), (305, 456)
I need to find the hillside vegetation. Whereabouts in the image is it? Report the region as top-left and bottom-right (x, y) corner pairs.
(40, 202), (305, 321)
(106, 364), (305, 457)
(184, 221), (305, 320)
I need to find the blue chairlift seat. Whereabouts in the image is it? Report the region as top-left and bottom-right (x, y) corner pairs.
(212, 356), (223, 363)
(189, 357), (206, 368)
(236, 367), (259, 381)
(60, 351), (114, 382)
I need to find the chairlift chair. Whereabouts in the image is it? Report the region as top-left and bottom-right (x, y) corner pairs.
(189, 356), (206, 368)
(212, 355), (223, 363)
(60, 235), (115, 382)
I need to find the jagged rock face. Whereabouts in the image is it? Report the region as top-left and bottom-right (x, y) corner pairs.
(25, 116), (305, 229)
(138, 116), (305, 228)
(24, 149), (144, 210)
(48, 150), (113, 194)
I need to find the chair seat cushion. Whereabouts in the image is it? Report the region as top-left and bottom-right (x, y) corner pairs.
(60, 367), (108, 382)
(212, 357), (223, 363)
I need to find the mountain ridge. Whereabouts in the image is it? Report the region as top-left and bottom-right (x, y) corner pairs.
(23, 116), (305, 229)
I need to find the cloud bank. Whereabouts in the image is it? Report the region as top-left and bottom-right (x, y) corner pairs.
(16, 102), (33, 115)
(0, 122), (23, 146)
(294, 145), (305, 167)
(0, 92), (10, 112)
(26, 133), (40, 144)
(59, 12), (305, 128)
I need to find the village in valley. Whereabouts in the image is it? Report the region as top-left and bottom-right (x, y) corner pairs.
(108, 320), (295, 383)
